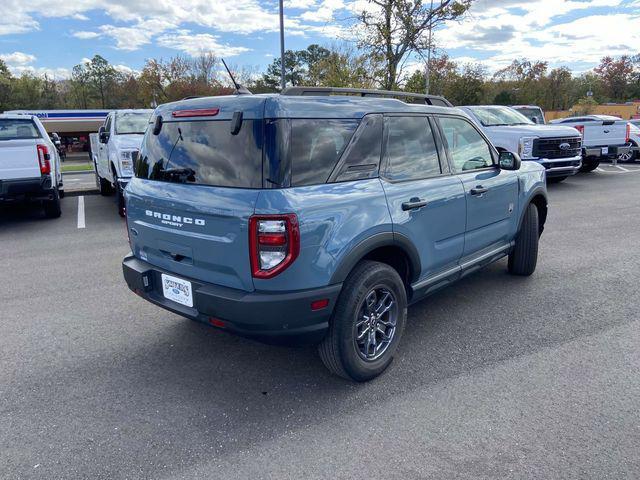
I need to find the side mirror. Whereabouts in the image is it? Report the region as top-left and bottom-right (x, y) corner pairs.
(499, 151), (521, 170)
(98, 126), (109, 144)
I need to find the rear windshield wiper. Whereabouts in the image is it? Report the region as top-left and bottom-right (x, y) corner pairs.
(160, 167), (196, 183)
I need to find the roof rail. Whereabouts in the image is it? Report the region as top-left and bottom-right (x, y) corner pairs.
(281, 86), (453, 107)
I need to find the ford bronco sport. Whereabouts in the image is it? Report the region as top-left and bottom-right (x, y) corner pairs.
(122, 87), (548, 381)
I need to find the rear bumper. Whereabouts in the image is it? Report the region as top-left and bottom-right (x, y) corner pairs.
(0, 176), (55, 201)
(583, 145), (630, 159)
(122, 254), (341, 344)
(536, 155), (582, 178)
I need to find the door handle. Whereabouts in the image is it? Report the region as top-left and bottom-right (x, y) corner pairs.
(470, 186), (488, 196)
(401, 197), (428, 211)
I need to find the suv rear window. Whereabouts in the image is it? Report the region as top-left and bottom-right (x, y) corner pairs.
(136, 120), (263, 188)
(0, 119), (41, 140)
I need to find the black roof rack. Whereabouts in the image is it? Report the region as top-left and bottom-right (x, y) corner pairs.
(281, 86), (453, 107)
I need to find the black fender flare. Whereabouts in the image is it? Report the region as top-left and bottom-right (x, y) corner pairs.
(518, 187), (548, 233)
(329, 232), (421, 284)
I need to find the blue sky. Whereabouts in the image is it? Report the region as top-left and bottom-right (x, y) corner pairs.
(0, 0), (638, 79)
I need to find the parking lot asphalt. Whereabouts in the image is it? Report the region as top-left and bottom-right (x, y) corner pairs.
(62, 171), (98, 195)
(1, 168), (639, 479)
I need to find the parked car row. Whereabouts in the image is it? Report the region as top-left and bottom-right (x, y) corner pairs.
(460, 105), (583, 183)
(513, 106), (637, 168)
(1, 89), (634, 382)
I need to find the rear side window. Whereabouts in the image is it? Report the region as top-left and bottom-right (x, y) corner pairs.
(331, 114), (383, 183)
(136, 120), (263, 188)
(383, 116), (441, 181)
(0, 119), (41, 140)
(290, 119), (358, 186)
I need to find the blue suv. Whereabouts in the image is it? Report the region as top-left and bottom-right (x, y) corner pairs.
(122, 87), (548, 381)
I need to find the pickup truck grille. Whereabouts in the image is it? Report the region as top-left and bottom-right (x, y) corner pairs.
(533, 137), (582, 159)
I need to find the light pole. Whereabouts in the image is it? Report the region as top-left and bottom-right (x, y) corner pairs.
(279, 0), (286, 91)
(425, 0), (434, 95)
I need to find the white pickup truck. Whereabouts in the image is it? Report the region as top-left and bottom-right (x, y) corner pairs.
(0, 114), (63, 218)
(460, 105), (583, 183)
(94, 109), (152, 215)
(549, 115), (631, 171)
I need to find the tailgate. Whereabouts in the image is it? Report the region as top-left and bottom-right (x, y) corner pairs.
(0, 140), (40, 180)
(583, 122), (627, 147)
(126, 179), (259, 292)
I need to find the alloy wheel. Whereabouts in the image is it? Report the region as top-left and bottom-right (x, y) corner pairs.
(354, 287), (398, 361)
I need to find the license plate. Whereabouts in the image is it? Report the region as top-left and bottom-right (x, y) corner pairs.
(161, 274), (193, 307)
(601, 147), (609, 155)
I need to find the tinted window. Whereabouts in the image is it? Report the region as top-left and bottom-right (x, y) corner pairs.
(136, 120), (263, 188)
(429, 98), (450, 107)
(0, 119), (41, 140)
(290, 119), (357, 186)
(384, 116), (441, 181)
(332, 114), (382, 182)
(439, 117), (494, 172)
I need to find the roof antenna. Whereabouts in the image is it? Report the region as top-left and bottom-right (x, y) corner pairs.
(221, 58), (252, 95)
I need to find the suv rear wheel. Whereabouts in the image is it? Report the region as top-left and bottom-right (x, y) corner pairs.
(319, 260), (407, 381)
(508, 203), (539, 276)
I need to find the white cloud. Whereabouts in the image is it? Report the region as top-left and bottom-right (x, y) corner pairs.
(435, 0), (638, 72)
(98, 25), (155, 50)
(73, 31), (100, 39)
(0, 51), (37, 65)
(157, 32), (250, 57)
(11, 66), (71, 78)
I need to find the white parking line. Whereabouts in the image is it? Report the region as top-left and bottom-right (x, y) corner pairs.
(596, 167), (605, 172)
(615, 165), (629, 172)
(77, 196), (85, 229)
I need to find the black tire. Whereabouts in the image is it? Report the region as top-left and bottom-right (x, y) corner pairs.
(117, 187), (125, 217)
(547, 176), (567, 184)
(580, 159), (599, 173)
(43, 189), (62, 219)
(113, 171), (126, 217)
(508, 203), (539, 276)
(319, 260), (407, 382)
(97, 173), (113, 196)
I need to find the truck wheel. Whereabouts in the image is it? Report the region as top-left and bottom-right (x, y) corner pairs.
(97, 173), (113, 196)
(319, 260), (407, 382)
(43, 189), (62, 219)
(117, 187), (125, 217)
(618, 148), (637, 163)
(580, 160), (600, 173)
(508, 203), (539, 276)
(547, 176), (567, 184)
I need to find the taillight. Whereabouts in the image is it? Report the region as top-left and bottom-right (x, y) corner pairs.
(37, 145), (50, 175)
(626, 123), (631, 143)
(574, 125), (584, 136)
(249, 214), (300, 279)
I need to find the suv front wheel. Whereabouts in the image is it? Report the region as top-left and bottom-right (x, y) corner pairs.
(508, 203), (539, 276)
(319, 260), (407, 381)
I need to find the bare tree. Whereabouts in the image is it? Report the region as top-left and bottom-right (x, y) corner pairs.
(354, 0), (473, 89)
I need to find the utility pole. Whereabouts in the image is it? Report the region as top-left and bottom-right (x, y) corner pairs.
(279, 0), (286, 91)
(425, 0), (434, 95)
